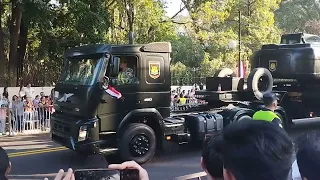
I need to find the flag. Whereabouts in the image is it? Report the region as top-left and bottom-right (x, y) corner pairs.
(239, 60), (246, 78)
(103, 85), (122, 99)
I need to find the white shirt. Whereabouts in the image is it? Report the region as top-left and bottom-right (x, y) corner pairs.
(292, 160), (302, 180)
(23, 87), (35, 98)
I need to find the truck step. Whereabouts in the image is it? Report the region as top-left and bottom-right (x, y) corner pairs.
(99, 148), (118, 154)
(99, 131), (116, 135)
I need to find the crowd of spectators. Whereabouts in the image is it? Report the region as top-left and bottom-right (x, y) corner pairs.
(0, 84), (54, 136)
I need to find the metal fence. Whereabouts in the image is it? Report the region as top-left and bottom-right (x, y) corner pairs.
(0, 106), (54, 136)
(171, 98), (207, 112)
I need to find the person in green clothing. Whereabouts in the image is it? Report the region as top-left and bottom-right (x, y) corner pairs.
(252, 92), (283, 128)
(117, 58), (135, 85)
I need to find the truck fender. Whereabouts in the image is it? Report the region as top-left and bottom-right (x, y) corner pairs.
(117, 108), (165, 147)
(274, 106), (289, 126)
(221, 108), (254, 126)
(233, 108), (255, 122)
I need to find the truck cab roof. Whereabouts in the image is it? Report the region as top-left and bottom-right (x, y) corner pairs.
(64, 42), (172, 58)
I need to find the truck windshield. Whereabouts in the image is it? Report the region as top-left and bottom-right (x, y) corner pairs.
(60, 56), (102, 85)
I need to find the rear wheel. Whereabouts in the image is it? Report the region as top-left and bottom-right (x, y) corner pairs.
(234, 114), (252, 122)
(118, 123), (156, 164)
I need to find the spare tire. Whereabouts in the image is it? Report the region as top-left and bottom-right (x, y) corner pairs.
(214, 68), (236, 77)
(247, 68), (273, 100)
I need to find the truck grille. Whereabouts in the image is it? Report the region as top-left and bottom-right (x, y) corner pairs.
(53, 121), (71, 133)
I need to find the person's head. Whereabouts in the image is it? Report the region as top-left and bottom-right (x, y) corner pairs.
(35, 95), (40, 100)
(3, 87), (7, 93)
(120, 59), (128, 70)
(222, 119), (294, 180)
(0, 147), (11, 179)
(201, 133), (224, 180)
(12, 95), (18, 102)
(40, 92), (45, 97)
(262, 92), (279, 111)
(180, 94), (184, 98)
(40, 96), (46, 102)
(296, 131), (320, 180)
(16, 96), (21, 102)
(27, 84), (31, 88)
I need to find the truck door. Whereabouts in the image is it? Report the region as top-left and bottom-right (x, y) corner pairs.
(140, 52), (171, 117)
(97, 54), (141, 132)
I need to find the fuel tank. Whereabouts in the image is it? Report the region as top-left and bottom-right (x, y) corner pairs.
(251, 43), (320, 82)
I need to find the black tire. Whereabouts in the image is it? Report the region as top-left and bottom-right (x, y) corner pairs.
(118, 123), (156, 164)
(214, 68), (236, 77)
(247, 68), (273, 100)
(234, 114), (252, 122)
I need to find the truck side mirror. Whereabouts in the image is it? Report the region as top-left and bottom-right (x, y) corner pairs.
(110, 56), (120, 77)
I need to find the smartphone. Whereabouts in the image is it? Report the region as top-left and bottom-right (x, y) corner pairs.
(74, 169), (139, 180)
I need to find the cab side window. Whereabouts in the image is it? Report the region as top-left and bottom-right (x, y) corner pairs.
(110, 56), (139, 86)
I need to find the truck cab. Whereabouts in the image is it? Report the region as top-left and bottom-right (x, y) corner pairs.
(51, 43), (176, 163)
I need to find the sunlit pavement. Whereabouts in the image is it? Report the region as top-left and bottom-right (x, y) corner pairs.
(3, 119), (320, 180)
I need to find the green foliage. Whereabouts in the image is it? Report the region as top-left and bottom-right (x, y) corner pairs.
(172, 35), (204, 67)
(275, 0), (320, 33)
(0, 0), (310, 86)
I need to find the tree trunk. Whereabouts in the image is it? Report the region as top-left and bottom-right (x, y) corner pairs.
(0, 2), (6, 86)
(8, 2), (22, 86)
(17, 19), (28, 86)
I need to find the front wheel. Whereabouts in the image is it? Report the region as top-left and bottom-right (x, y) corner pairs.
(118, 123), (156, 164)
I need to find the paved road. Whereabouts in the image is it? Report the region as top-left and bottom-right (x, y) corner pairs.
(3, 119), (320, 180)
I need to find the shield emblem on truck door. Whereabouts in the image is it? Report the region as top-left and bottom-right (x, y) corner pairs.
(149, 61), (160, 79)
(269, 60), (277, 72)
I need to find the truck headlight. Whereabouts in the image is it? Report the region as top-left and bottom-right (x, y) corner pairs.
(78, 125), (88, 142)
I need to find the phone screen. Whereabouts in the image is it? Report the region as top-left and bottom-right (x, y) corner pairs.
(74, 169), (139, 180)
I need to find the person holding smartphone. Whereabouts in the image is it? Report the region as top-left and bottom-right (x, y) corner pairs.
(48, 161), (149, 180)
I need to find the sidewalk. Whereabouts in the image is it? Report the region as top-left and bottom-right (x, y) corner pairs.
(0, 133), (58, 154)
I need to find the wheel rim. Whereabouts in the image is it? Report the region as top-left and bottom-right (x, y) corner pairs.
(258, 75), (269, 92)
(130, 134), (150, 157)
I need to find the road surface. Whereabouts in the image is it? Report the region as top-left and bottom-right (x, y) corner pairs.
(2, 119), (320, 180)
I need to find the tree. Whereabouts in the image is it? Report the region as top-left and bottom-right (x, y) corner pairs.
(172, 35), (204, 68)
(275, 0), (320, 33)
(180, 0), (281, 71)
(106, 0), (176, 44)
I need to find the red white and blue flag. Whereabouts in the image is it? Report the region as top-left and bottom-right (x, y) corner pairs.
(103, 85), (122, 99)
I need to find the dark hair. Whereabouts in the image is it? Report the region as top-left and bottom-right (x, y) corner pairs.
(222, 120), (294, 180)
(202, 132), (223, 179)
(296, 131), (320, 180)
(0, 147), (9, 177)
(2, 87), (8, 99)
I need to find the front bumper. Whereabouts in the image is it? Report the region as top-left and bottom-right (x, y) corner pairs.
(51, 113), (101, 153)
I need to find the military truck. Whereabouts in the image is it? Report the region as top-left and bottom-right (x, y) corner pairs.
(52, 42), (281, 164)
(248, 32), (320, 126)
